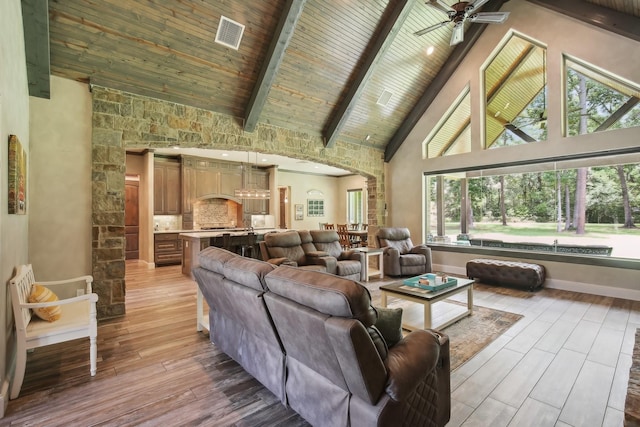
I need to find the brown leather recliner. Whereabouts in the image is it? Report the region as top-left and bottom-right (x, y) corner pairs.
(264, 265), (451, 427)
(376, 227), (432, 277)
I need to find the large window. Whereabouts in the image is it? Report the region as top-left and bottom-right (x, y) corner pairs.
(426, 154), (640, 260)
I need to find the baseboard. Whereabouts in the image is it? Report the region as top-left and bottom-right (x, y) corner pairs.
(545, 278), (640, 301)
(0, 378), (9, 418)
(435, 263), (640, 302)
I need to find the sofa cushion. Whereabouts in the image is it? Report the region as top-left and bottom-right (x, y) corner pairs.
(377, 227), (414, 254)
(223, 256), (276, 292)
(335, 259), (362, 278)
(198, 246), (238, 274)
(309, 230), (344, 258)
(264, 230), (308, 266)
(399, 253), (427, 267)
(265, 265), (377, 326)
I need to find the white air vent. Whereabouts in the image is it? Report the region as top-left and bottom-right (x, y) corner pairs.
(376, 89), (393, 106)
(215, 16), (245, 50)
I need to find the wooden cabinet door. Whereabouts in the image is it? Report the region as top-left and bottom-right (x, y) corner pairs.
(220, 169), (242, 197)
(182, 166), (196, 214)
(165, 163), (181, 214)
(195, 169), (219, 197)
(153, 165), (166, 214)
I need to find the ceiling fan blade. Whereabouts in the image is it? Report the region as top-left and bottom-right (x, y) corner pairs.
(450, 21), (465, 46)
(467, 11), (510, 24)
(467, 0), (490, 12)
(414, 20), (450, 36)
(427, 0), (454, 15)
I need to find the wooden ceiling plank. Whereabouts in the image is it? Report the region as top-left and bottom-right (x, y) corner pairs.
(22, 0), (51, 98)
(323, 0), (414, 148)
(526, 0), (640, 42)
(244, 0), (308, 132)
(385, 0), (509, 162)
(486, 44), (538, 105)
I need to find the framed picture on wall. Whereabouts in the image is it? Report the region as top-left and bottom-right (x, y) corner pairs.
(307, 199), (324, 217)
(8, 135), (27, 215)
(294, 204), (304, 221)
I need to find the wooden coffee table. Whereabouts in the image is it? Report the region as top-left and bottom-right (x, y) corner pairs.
(380, 277), (474, 331)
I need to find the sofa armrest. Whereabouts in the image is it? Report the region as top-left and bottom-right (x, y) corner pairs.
(268, 257), (297, 267)
(384, 329), (443, 401)
(306, 250), (329, 258)
(410, 245), (433, 272)
(307, 255), (337, 274)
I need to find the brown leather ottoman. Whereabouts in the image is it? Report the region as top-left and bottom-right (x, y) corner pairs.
(466, 258), (545, 291)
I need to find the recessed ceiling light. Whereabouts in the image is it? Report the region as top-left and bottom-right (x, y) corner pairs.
(365, 135), (371, 141)
(172, 146), (180, 150)
(222, 153), (229, 157)
(426, 46), (435, 55)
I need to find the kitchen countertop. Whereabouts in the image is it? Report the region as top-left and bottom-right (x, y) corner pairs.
(154, 228), (277, 235)
(179, 228), (287, 238)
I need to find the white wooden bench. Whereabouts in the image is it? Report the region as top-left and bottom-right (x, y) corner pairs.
(9, 264), (98, 399)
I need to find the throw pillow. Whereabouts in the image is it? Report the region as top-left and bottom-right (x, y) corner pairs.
(374, 306), (403, 347)
(28, 284), (62, 322)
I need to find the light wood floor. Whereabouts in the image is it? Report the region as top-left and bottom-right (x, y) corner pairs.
(4, 261), (638, 426)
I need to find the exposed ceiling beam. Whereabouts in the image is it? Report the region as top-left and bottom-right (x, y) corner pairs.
(21, 0), (51, 98)
(526, 0), (640, 43)
(595, 96), (640, 131)
(323, 0), (414, 148)
(244, 0), (307, 133)
(504, 123), (537, 142)
(385, 0), (510, 162)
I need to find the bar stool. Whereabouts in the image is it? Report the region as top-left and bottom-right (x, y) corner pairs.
(238, 232), (257, 258)
(222, 233), (233, 251)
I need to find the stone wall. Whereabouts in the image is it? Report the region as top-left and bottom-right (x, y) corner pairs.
(91, 85), (386, 318)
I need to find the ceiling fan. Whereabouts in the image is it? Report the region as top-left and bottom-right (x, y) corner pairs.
(414, 0), (510, 46)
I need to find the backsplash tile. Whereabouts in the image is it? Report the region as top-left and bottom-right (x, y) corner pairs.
(194, 199), (238, 229)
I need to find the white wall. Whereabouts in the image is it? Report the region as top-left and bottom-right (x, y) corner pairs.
(29, 76), (93, 280)
(388, 0), (640, 299)
(0, 0), (30, 413)
(277, 171), (339, 230)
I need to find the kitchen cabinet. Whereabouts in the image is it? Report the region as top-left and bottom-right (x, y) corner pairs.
(180, 156), (243, 219)
(154, 160), (181, 215)
(154, 233), (182, 266)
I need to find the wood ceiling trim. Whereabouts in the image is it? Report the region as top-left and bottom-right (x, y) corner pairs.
(526, 0), (640, 43)
(323, 0), (414, 148)
(385, 0), (509, 162)
(21, 0), (50, 98)
(244, 0), (308, 133)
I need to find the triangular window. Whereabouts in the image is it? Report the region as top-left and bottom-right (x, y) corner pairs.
(484, 34), (547, 149)
(565, 57), (640, 136)
(423, 86), (471, 159)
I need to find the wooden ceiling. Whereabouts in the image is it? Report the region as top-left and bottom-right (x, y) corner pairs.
(22, 0), (640, 161)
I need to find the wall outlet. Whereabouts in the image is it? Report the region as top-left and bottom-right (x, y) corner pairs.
(77, 289), (85, 297)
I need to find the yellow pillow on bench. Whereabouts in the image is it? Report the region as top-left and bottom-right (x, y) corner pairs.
(28, 284), (62, 322)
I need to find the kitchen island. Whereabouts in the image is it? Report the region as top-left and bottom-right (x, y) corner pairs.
(180, 228), (286, 278)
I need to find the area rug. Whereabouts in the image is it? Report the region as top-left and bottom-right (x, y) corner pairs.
(367, 284), (523, 371)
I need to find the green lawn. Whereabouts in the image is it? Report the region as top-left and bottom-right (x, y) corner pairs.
(464, 222), (640, 238)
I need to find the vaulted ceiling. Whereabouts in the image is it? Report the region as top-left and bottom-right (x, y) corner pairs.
(22, 0), (640, 163)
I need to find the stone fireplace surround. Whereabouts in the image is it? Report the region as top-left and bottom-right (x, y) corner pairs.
(91, 85), (385, 319)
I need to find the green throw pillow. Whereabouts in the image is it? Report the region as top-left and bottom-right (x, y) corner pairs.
(374, 306), (403, 347)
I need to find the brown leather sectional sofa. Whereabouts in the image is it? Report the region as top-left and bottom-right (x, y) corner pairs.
(192, 246), (451, 427)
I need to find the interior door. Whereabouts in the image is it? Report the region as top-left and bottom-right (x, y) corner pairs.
(125, 178), (139, 259)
